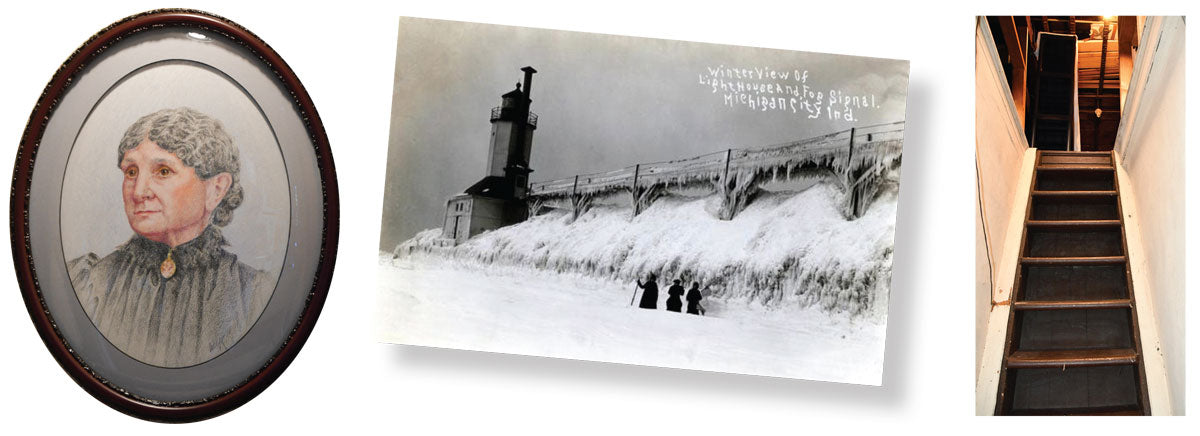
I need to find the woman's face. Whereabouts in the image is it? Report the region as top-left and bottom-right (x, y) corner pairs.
(120, 139), (228, 246)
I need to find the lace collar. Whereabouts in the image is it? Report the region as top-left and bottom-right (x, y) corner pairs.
(118, 226), (229, 272)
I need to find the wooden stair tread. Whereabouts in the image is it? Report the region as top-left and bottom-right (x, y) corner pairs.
(1013, 299), (1131, 310)
(1039, 158), (1112, 166)
(1036, 165), (1115, 171)
(1031, 190), (1117, 197)
(1039, 151), (1112, 156)
(1020, 256), (1126, 265)
(1072, 409), (1143, 416)
(1007, 348), (1138, 368)
(1006, 405), (1143, 416)
(1037, 164), (1115, 171)
(1026, 219), (1121, 228)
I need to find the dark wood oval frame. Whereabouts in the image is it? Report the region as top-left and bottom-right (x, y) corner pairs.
(9, 9), (339, 422)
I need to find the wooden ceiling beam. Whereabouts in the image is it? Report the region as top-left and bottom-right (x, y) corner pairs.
(1118, 16), (1137, 110)
(1041, 17), (1108, 25)
(999, 17), (1026, 67)
(998, 16), (1028, 121)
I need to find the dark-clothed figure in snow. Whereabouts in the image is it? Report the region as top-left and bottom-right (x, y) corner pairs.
(68, 108), (272, 368)
(686, 282), (704, 315)
(666, 279), (685, 312)
(635, 273), (659, 309)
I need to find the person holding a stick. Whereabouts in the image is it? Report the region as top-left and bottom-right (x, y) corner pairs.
(633, 273), (659, 309)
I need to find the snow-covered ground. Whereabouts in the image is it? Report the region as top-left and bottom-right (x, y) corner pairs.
(377, 182), (896, 385)
(376, 254), (886, 384)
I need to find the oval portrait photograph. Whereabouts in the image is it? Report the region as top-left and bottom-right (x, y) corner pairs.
(11, 9), (337, 421)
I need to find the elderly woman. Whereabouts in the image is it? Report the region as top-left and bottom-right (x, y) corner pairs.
(68, 107), (271, 368)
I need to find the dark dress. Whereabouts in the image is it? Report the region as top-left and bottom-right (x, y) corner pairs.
(636, 279), (659, 309)
(686, 286), (704, 315)
(666, 284), (685, 312)
(68, 226), (271, 367)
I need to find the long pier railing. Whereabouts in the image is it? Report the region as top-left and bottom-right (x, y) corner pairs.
(528, 121), (904, 220)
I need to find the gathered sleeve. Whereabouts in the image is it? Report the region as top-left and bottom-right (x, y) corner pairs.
(66, 253), (102, 316)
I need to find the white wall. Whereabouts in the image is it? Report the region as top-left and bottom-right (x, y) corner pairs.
(975, 196), (991, 367)
(1114, 16), (1186, 415)
(974, 18), (1029, 366)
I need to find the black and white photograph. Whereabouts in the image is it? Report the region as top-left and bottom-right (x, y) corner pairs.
(378, 17), (909, 385)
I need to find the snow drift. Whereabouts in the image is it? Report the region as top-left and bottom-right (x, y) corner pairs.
(394, 180), (897, 319)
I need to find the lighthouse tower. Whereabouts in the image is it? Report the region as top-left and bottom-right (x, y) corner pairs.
(485, 66), (538, 198)
(440, 67), (540, 245)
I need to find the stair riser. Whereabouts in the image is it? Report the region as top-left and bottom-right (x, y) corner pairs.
(1019, 264), (1129, 302)
(1004, 365), (1142, 414)
(1024, 228), (1124, 258)
(1012, 308), (1135, 352)
(1030, 196), (1119, 221)
(1036, 170), (1115, 191)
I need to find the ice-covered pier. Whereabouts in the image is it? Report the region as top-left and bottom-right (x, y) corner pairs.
(528, 121), (904, 220)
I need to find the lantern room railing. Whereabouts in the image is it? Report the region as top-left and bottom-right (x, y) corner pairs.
(490, 106), (539, 128)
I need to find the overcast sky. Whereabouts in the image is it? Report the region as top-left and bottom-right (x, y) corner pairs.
(379, 17), (909, 250)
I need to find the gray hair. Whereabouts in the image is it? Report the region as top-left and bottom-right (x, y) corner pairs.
(117, 107), (243, 227)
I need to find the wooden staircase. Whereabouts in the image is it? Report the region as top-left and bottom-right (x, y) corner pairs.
(1025, 33), (1077, 151)
(995, 150), (1150, 415)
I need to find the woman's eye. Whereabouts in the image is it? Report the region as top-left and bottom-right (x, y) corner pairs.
(124, 167), (138, 178)
(157, 167), (173, 177)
